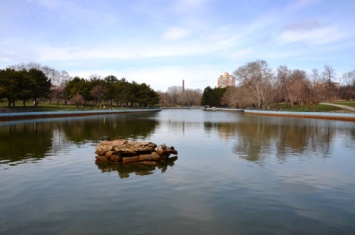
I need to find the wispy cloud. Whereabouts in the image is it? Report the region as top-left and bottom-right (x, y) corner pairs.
(278, 21), (346, 45)
(229, 48), (254, 60)
(281, 20), (323, 32)
(2, 0), (355, 90)
(162, 27), (191, 41)
(287, 0), (322, 11)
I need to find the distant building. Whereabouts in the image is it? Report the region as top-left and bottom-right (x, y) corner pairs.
(217, 72), (235, 88)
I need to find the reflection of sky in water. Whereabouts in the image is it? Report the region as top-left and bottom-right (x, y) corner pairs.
(1, 109), (355, 234)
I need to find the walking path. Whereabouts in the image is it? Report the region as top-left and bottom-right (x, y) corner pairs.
(321, 102), (355, 112)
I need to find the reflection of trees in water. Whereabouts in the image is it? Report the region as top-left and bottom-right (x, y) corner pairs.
(62, 113), (159, 144)
(164, 120), (201, 136)
(0, 113), (159, 166)
(206, 117), (341, 163)
(343, 128), (355, 149)
(95, 156), (178, 179)
(0, 122), (53, 165)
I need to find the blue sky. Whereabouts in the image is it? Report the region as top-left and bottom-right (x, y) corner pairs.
(1, 0), (354, 91)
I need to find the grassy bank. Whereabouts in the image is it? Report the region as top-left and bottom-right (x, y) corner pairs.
(278, 103), (342, 112)
(334, 101), (355, 108)
(0, 101), (124, 112)
(2, 100), (355, 113)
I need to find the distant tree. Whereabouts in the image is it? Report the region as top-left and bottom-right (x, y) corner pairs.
(287, 69), (308, 106)
(233, 60), (274, 109)
(305, 69), (326, 111)
(114, 78), (131, 107)
(340, 70), (355, 100)
(17, 70), (34, 106)
(221, 86), (241, 108)
(178, 88), (202, 106)
(41, 66), (71, 87)
(0, 68), (22, 107)
(10, 62), (70, 89)
(137, 83), (159, 107)
(104, 75), (118, 107)
(321, 65), (338, 100)
(0, 67), (51, 107)
(27, 68), (51, 106)
(50, 85), (65, 105)
(156, 91), (170, 106)
(201, 86), (226, 107)
(275, 65), (292, 102)
(64, 77), (92, 105)
(167, 86), (182, 106)
(70, 94), (84, 108)
(91, 84), (107, 107)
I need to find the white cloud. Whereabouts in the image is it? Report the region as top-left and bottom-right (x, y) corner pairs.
(162, 27), (191, 41)
(229, 48), (254, 60)
(278, 25), (344, 45)
(181, 0), (206, 7)
(171, 0), (210, 14)
(281, 20), (323, 32)
(33, 0), (62, 10)
(288, 0), (322, 11)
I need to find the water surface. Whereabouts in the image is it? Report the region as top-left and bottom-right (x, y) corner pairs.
(1, 109), (355, 234)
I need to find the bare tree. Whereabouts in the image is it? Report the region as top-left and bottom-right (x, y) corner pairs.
(167, 86), (182, 106)
(233, 60), (274, 109)
(321, 65), (338, 101)
(342, 70), (355, 86)
(340, 70), (355, 99)
(178, 88), (202, 106)
(305, 69), (326, 111)
(156, 91), (170, 106)
(9, 62), (71, 87)
(287, 70), (308, 106)
(275, 65), (291, 102)
(221, 86), (251, 108)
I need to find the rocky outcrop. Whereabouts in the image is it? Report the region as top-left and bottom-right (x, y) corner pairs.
(95, 139), (178, 164)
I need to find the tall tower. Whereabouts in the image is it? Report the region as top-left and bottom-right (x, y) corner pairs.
(182, 79), (185, 92)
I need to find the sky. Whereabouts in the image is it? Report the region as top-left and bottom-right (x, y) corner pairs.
(1, 0), (355, 91)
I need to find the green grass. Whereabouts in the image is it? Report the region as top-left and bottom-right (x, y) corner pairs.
(277, 102), (342, 112)
(334, 100), (355, 107)
(0, 101), (125, 112)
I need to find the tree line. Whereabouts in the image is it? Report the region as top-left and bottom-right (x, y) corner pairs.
(201, 60), (355, 110)
(157, 86), (202, 107)
(62, 76), (159, 108)
(0, 63), (159, 108)
(2, 61), (354, 110)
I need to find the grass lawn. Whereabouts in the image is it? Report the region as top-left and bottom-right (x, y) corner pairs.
(334, 100), (355, 107)
(0, 101), (123, 112)
(275, 103), (343, 112)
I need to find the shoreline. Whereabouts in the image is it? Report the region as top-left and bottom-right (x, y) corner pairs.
(0, 109), (161, 121)
(244, 110), (355, 122)
(203, 108), (355, 122)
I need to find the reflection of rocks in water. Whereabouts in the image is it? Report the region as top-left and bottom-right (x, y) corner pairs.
(95, 156), (178, 178)
(95, 139), (178, 164)
(95, 139), (178, 178)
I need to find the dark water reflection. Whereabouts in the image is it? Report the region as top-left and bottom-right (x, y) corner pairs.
(205, 115), (355, 163)
(0, 113), (159, 165)
(95, 156), (178, 178)
(1, 110), (355, 235)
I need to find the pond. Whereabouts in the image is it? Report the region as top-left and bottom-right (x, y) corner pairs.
(1, 109), (355, 235)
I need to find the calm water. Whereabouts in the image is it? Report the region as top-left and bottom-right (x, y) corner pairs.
(1, 109), (355, 235)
